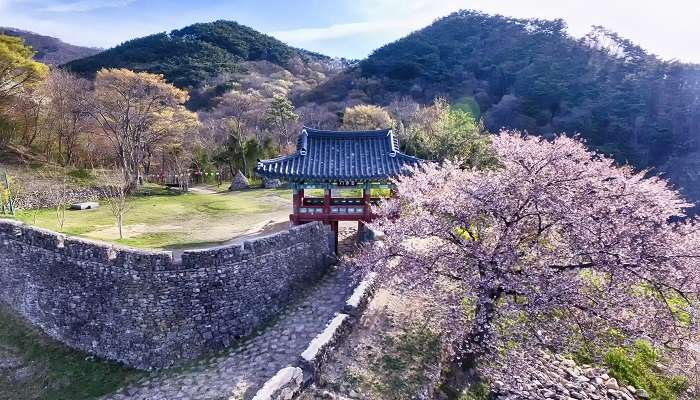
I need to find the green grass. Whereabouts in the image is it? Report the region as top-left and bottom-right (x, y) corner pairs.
(364, 326), (441, 399)
(13, 188), (292, 249)
(605, 340), (689, 400)
(0, 305), (144, 400)
(457, 383), (491, 400)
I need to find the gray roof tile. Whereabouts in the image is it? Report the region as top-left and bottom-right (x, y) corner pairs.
(255, 127), (421, 182)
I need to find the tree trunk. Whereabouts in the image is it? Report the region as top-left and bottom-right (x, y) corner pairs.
(237, 127), (248, 177)
(122, 166), (138, 194)
(443, 285), (502, 394)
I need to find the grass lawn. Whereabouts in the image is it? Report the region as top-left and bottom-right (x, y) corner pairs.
(0, 305), (144, 400)
(14, 187), (292, 249)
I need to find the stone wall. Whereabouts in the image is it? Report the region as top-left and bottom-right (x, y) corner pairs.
(14, 186), (104, 210)
(0, 219), (334, 369)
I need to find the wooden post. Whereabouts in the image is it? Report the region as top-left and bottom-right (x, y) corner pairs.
(331, 220), (339, 253)
(363, 183), (371, 219)
(324, 187), (331, 216)
(357, 220), (365, 242)
(292, 188), (301, 213)
(291, 185), (304, 225)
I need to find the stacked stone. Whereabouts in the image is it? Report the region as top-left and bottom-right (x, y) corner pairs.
(14, 186), (104, 209)
(494, 351), (649, 400)
(0, 219), (335, 370)
(250, 271), (376, 400)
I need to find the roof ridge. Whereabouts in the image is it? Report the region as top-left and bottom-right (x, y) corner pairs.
(302, 126), (391, 136)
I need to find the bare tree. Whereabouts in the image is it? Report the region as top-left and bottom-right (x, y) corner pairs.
(165, 144), (193, 192)
(8, 89), (49, 148)
(41, 70), (92, 166)
(98, 170), (132, 240)
(41, 175), (72, 232)
(213, 91), (256, 173)
(298, 103), (339, 129)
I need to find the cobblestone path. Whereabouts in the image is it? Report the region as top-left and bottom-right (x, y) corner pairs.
(104, 266), (356, 400)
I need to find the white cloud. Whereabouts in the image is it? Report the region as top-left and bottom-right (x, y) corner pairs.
(272, 0), (458, 44)
(40, 0), (136, 13)
(273, 20), (412, 43)
(277, 0), (700, 62)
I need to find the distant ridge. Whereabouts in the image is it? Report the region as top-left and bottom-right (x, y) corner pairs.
(0, 27), (102, 65)
(64, 20), (334, 88)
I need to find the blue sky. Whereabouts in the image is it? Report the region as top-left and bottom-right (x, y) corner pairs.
(1, 0), (699, 62)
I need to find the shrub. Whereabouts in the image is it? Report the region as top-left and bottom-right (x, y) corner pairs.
(67, 168), (95, 183)
(604, 340), (689, 400)
(458, 382), (491, 400)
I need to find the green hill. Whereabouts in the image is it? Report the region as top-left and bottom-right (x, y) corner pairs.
(65, 20), (332, 88)
(304, 10), (700, 205)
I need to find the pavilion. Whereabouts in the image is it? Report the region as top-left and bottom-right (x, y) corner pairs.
(255, 127), (422, 251)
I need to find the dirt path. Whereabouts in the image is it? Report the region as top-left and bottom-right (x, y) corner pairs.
(163, 186), (292, 260)
(78, 187), (293, 250)
(168, 220), (290, 262)
(187, 186), (219, 195)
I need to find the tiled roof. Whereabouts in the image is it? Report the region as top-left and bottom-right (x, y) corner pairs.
(255, 127), (421, 182)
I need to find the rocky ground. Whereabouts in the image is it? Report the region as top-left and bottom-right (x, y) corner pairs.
(493, 351), (651, 400)
(298, 287), (452, 400)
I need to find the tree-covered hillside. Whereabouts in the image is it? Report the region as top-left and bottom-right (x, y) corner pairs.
(65, 20), (334, 88)
(0, 27), (101, 65)
(305, 11), (700, 204)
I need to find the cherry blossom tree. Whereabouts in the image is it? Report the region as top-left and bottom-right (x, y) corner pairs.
(358, 131), (699, 387)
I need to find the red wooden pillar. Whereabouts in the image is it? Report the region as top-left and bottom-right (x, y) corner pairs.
(323, 187), (331, 217)
(291, 187), (304, 225)
(363, 185), (371, 218)
(330, 220), (339, 253)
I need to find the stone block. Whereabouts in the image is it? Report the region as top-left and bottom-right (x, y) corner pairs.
(343, 272), (377, 317)
(70, 202), (99, 210)
(300, 313), (351, 378)
(251, 366), (304, 400)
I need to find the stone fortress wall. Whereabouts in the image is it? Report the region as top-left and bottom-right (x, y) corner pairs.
(0, 219), (335, 369)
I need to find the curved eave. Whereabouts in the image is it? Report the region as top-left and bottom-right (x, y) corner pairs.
(255, 152), (421, 182)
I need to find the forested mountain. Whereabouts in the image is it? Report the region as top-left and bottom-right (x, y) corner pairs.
(65, 20), (340, 89)
(0, 27), (101, 65)
(304, 10), (700, 205)
(12, 12), (700, 206)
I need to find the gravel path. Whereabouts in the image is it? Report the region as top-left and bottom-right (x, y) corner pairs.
(103, 266), (356, 400)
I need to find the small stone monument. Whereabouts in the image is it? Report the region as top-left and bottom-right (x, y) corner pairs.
(229, 170), (250, 190)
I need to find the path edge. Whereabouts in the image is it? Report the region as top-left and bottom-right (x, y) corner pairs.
(250, 271), (378, 400)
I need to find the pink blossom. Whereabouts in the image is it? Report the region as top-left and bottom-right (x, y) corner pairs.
(357, 131), (700, 387)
